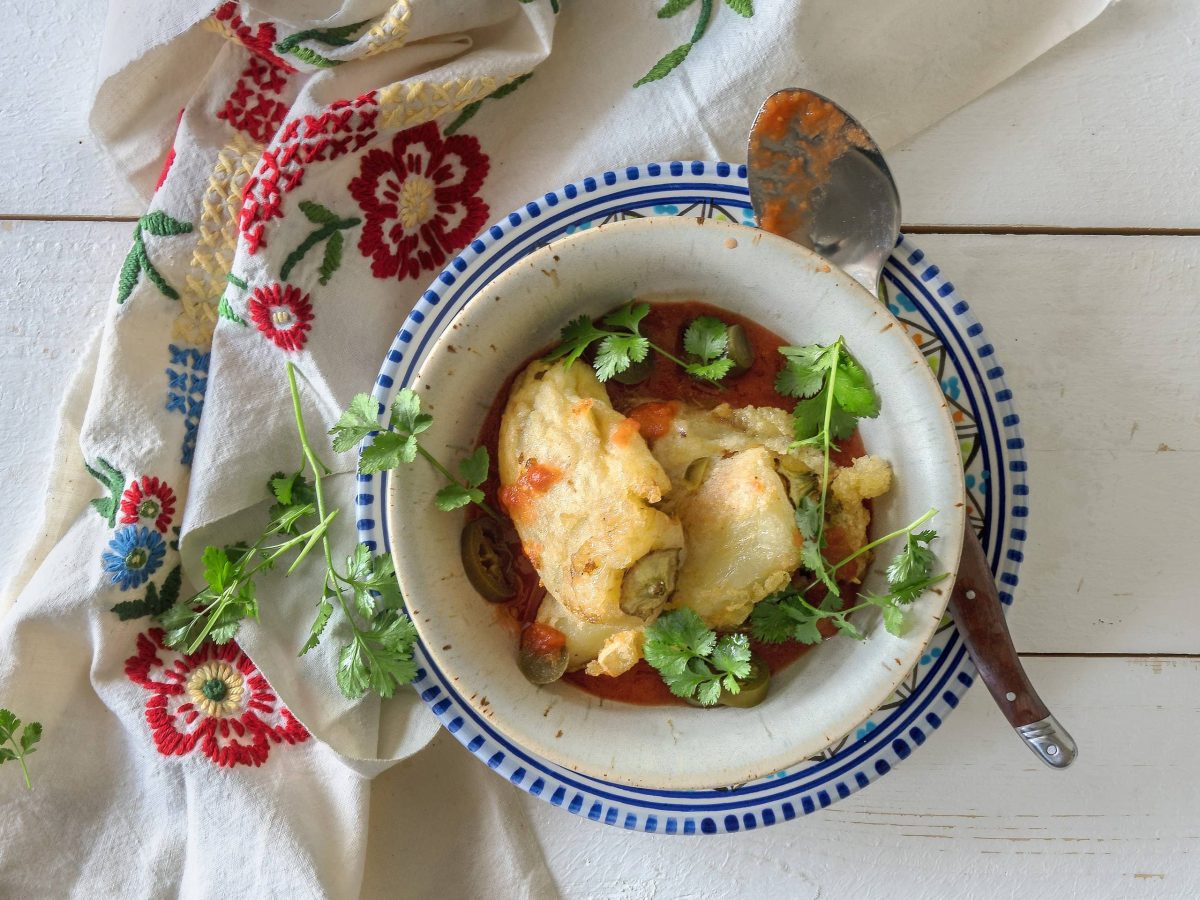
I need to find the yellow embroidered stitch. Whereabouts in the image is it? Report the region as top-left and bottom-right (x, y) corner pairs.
(361, 1), (413, 57)
(186, 661), (246, 717)
(377, 76), (501, 131)
(173, 135), (262, 347)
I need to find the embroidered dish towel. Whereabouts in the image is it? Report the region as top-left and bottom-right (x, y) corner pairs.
(0, 0), (1111, 894)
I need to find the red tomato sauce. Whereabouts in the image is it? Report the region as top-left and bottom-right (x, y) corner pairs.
(471, 301), (867, 706)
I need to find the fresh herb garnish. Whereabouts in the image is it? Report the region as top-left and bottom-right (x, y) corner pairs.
(750, 336), (945, 645)
(160, 363), (419, 700)
(0, 708), (41, 790)
(776, 338), (880, 444)
(751, 510), (946, 644)
(543, 302), (733, 385)
(642, 608), (752, 706)
(332, 389), (497, 516)
(681, 315), (737, 381)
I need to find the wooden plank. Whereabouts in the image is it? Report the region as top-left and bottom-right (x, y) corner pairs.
(526, 656), (1200, 899)
(895, 0), (1200, 228)
(914, 234), (1200, 653)
(3, 0), (1199, 230)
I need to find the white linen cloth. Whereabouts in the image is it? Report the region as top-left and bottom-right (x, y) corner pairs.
(0, 0), (1111, 895)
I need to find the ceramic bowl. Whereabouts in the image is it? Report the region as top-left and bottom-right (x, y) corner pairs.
(387, 215), (965, 790)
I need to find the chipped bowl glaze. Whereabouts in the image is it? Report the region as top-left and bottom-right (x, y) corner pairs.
(387, 215), (965, 790)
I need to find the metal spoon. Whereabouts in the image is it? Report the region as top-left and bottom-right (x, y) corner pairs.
(747, 88), (1077, 769)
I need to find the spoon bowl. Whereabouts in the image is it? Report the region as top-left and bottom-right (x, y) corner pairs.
(747, 89), (901, 291)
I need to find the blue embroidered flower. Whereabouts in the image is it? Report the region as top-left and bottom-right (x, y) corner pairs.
(102, 526), (166, 590)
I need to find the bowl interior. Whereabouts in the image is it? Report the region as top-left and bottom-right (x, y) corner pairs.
(388, 216), (965, 790)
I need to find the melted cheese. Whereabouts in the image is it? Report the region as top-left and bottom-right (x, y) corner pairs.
(499, 360), (683, 665)
(667, 447), (802, 627)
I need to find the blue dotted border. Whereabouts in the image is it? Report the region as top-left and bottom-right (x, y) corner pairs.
(354, 163), (1028, 832)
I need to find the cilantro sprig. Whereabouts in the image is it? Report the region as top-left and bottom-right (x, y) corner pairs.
(642, 609), (752, 706)
(681, 316), (737, 381)
(751, 511), (947, 644)
(544, 303), (736, 385)
(750, 336), (946, 645)
(160, 363), (419, 700)
(777, 337), (879, 445)
(331, 389), (497, 516)
(0, 708), (41, 790)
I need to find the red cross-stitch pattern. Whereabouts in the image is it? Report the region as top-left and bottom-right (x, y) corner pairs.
(218, 56), (292, 144)
(239, 92), (380, 253)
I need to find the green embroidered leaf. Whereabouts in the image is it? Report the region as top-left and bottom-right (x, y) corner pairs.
(300, 201), (339, 226)
(140, 211), (194, 238)
(110, 565), (182, 620)
(635, 42), (694, 86)
(723, 0), (753, 16)
(319, 229), (343, 285)
(136, 244), (180, 301)
(84, 458), (125, 527)
(116, 244), (141, 305)
(275, 19), (369, 51)
(217, 294), (246, 325)
(288, 45), (341, 67)
(116, 214), (191, 305)
(658, 0), (697, 17)
(280, 210), (360, 284)
(444, 72), (535, 136)
(226, 272), (249, 290)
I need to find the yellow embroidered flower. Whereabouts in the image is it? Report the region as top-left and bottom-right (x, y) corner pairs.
(186, 661), (245, 718)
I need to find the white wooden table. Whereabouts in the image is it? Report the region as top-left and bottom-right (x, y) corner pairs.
(4, 1), (1198, 896)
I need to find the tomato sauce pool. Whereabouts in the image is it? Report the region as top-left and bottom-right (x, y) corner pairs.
(471, 301), (866, 706)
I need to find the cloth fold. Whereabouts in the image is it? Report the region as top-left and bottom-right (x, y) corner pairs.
(1, 0), (1111, 894)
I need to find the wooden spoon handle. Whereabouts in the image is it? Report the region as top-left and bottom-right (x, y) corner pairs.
(948, 527), (1078, 769)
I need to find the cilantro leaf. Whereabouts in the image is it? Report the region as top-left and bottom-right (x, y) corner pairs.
(336, 612), (419, 699)
(831, 351), (880, 417)
(683, 316), (729, 362)
(330, 393), (381, 452)
(0, 709), (42, 790)
(643, 609), (755, 706)
(390, 388), (433, 435)
(887, 530), (938, 588)
(602, 302), (650, 332)
(542, 315), (609, 368)
(435, 483), (485, 511)
(794, 494), (822, 541)
(359, 432), (418, 474)
(709, 633), (752, 691)
(594, 332), (650, 381)
(300, 595), (335, 655)
(684, 357), (736, 381)
(458, 446), (489, 488)
(201, 546), (234, 592)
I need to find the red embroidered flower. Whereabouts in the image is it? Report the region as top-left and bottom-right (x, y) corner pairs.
(120, 476), (177, 533)
(246, 283), (314, 351)
(125, 629), (309, 768)
(349, 121), (490, 282)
